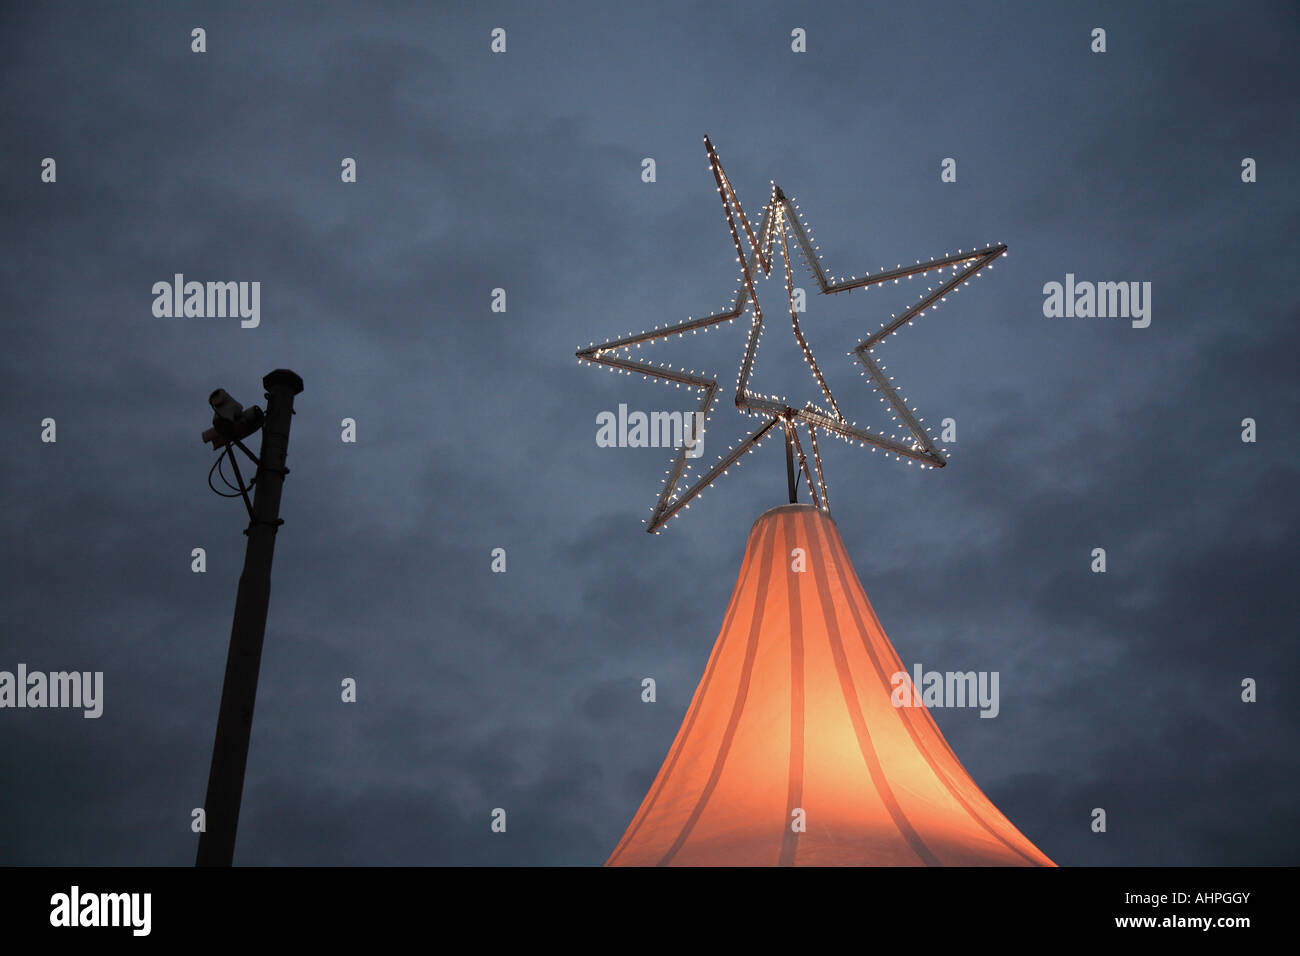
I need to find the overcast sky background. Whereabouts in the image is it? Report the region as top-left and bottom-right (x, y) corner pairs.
(1, 0), (1296, 866)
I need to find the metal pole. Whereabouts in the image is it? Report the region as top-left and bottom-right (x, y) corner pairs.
(196, 369), (303, 867)
(785, 420), (798, 503)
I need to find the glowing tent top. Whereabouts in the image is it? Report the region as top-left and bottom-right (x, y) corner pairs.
(607, 504), (1054, 867)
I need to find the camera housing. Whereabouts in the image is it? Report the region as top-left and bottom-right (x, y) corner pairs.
(209, 389), (243, 424)
(202, 389), (265, 448)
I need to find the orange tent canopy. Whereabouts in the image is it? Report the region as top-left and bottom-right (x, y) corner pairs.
(608, 503), (1054, 866)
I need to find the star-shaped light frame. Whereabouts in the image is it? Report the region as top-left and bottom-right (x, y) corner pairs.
(577, 137), (1006, 533)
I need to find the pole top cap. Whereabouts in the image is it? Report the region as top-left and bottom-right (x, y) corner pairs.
(263, 369), (304, 394)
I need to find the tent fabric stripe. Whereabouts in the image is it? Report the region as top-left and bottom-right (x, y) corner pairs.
(778, 512), (806, 867)
(806, 512), (940, 866)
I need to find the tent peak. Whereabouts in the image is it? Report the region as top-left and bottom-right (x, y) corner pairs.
(752, 502), (833, 528)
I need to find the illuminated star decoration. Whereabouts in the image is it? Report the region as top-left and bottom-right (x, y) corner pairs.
(577, 137), (1007, 533)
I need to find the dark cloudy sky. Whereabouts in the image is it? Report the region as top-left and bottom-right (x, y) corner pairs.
(1, 1), (1296, 866)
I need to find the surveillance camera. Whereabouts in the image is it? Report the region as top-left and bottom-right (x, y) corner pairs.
(202, 388), (264, 448)
(209, 388), (244, 424)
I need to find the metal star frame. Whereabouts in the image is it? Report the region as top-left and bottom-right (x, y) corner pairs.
(577, 137), (1006, 533)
